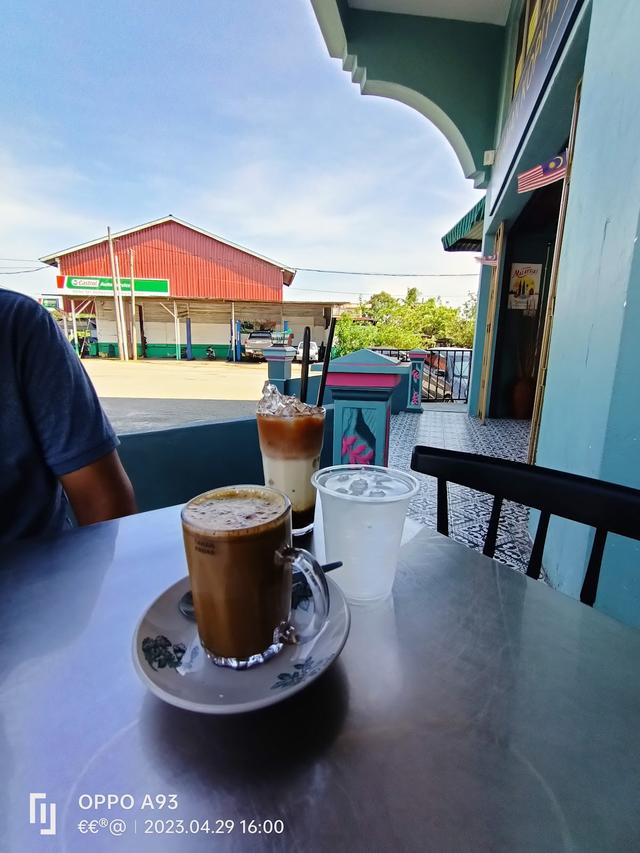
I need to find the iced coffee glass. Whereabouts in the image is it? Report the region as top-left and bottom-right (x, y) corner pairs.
(257, 383), (325, 535)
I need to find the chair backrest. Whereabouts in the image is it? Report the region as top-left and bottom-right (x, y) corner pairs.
(410, 445), (640, 606)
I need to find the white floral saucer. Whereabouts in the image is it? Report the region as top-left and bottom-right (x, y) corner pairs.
(132, 575), (350, 714)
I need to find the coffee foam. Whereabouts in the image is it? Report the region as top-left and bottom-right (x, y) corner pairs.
(182, 487), (287, 534)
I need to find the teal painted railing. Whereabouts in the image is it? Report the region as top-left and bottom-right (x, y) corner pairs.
(118, 409), (335, 514)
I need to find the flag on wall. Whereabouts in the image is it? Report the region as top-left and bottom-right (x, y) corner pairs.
(517, 150), (567, 193)
(475, 255), (498, 267)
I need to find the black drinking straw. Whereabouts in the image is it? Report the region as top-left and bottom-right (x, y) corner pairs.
(299, 326), (311, 403)
(316, 317), (336, 407)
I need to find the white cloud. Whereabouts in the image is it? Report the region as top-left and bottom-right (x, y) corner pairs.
(185, 139), (481, 306)
(0, 148), (106, 296)
(1, 103), (483, 307)
(1, 0), (484, 308)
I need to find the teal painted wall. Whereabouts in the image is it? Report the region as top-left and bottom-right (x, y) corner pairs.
(343, 8), (504, 181)
(535, 0), (640, 625)
(97, 343), (230, 359)
(469, 4), (590, 416)
(494, 0), (526, 145)
(118, 410), (335, 514)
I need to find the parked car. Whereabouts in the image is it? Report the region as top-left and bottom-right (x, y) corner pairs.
(244, 331), (273, 360)
(295, 340), (319, 362)
(422, 348), (472, 401)
(422, 371), (453, 402)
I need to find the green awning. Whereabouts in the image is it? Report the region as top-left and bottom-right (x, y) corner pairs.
(441, 196), (486, 252)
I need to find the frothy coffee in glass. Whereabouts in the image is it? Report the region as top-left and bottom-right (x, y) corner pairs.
(257, 383), (325, 532)
(181, 486), (291, 661)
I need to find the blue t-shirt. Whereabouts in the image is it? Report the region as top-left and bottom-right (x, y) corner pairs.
(1, 290), (118, 543)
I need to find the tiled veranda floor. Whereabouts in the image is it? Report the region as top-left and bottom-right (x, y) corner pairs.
(390, 409), (532, 572)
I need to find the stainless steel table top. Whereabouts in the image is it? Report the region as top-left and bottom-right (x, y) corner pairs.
(1, 505), (639, 852)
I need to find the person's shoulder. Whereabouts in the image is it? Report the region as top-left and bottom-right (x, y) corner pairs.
(1, 290), (61, 353)
(0, 290), (51, 324)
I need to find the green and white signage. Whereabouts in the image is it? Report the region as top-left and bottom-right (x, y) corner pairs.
(56, 275), (170, 296)
(41, 296), (63, 310)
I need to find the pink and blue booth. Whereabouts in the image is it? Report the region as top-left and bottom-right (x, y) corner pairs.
(313, 349), (407, 466)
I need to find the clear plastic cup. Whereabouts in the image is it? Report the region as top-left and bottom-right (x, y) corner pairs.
(311, 465), (420, 604)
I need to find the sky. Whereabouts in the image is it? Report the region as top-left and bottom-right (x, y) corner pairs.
(1, 0), (483, 306)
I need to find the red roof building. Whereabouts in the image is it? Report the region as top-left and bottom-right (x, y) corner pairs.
(40, 216), (343, 360)
(41, 215), (295, 303)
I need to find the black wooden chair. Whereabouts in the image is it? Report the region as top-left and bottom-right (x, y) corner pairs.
(410, 445), (640, 606)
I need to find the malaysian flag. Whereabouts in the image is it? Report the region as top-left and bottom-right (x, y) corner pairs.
(475, 255), (498, 267)
(517, 150), (567, 193)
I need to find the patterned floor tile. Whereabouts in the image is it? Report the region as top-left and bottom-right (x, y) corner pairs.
(390, 410), (532, 573)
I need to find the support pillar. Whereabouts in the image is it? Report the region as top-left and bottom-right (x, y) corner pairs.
(406, 349), (428, 412)
(173, 300), (180, 360)
(235, 320), (242, 362)
(186, 317), (193, 360)
(264, 346), (296, 394)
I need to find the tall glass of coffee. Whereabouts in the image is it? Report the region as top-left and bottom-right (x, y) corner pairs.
(257, 383), (325, 535)
(181, 485), (330, 669)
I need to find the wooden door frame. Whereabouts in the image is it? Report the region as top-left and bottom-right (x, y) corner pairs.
(478, 222), (505, 422)
(527, 80), (582, 463)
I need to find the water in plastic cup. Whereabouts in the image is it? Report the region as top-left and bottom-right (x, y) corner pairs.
(311, 465), (420, 604)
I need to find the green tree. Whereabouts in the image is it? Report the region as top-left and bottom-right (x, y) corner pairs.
(334, 312), (378, 356)
(334, 288), (477, 355)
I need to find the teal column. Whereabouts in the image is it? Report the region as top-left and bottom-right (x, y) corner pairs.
(533, 0), (640, 625)
(467, 255), (494, 416)
(264, 346), (295, 394)
(406, 349), (428, 412)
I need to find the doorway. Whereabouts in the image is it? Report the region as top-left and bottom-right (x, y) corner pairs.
(489, 181), (563, 419)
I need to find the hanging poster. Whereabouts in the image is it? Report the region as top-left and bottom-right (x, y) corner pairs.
(508, 263), (542, 312)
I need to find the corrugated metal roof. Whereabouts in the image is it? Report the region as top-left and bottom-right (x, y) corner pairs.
(40, 215), (295, 283)
(49, 220), (291, 303)
(441, 196), (486, 252)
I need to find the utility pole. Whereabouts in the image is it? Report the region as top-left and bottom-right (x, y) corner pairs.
(130, 249), (137, 360)
(70, 299), (80, 356)
(107, 227), (125, 361)
(114, 255), (130, 361)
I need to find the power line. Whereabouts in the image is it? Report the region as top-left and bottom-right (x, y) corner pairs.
(287, 285), (472, 297)
(123, 244), (478, 277)
(0, 265), (48, 270)
(141, 244), (478, 277)
(2, 245), (478, 278)
(0, 245), (479, 280)
(0, 266), (50, 275)
(294, 268), (477, 277)
(0, 257), (46, 262)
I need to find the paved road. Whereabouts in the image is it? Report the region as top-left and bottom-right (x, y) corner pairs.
(103, 397), (259, 433)
(85, 359), (303, 432)
(84, 358), (301, 401)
